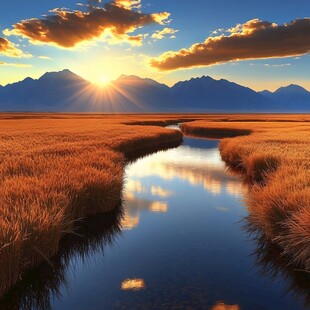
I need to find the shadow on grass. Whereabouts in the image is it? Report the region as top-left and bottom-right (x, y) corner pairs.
(125, 139), (182, 163)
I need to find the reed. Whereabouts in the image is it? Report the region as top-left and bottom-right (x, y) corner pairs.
(0, 117), (182, 297)
(181, 120), (310, 270)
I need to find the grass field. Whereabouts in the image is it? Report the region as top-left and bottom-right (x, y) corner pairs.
(181, 119), (310, 271)
(0, 115), (185, 297)
(0, 113), (309, 298)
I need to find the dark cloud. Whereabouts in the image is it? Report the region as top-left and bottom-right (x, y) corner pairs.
(151, 18), (310, 70)
(4, 1), (169, 48)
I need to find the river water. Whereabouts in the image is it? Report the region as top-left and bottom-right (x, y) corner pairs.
(2, 135), (309, 309)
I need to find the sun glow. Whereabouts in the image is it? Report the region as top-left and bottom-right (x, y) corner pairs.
(98, 75), (112, 87)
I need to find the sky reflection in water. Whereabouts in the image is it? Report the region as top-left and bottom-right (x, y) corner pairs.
(49, 136), (307, 309)
(122, 138), (245, 232)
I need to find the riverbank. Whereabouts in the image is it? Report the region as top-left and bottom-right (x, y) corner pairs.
(181, 120), (310, 271)
(0, 117), (183, 297)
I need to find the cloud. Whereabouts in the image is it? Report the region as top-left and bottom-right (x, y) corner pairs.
(249, 62), (291, 67)
(151, 27), (178, 40)
(38, 55), (52, 60)
(0, 61), (32, 67)
(4, 1), (170, 48)
(0, 37), (32, 58)
(151, 18), (310, 71)
(264, 63), (291, 67)
(115, 0), (142, 9)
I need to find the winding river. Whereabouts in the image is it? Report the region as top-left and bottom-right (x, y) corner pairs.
(1, 134), (309, 309)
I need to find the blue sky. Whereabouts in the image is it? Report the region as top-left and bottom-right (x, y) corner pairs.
(0, 0), (309, 90)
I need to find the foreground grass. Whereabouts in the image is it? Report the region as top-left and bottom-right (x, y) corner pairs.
(0, 116), (183, 297)
(181, 120), (310, 270)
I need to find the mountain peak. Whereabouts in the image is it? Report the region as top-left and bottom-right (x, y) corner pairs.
(275, 84), (309, 94)
(190, 75), (214, 82)
(39, 69), (82, 81)
(23, 77), (35, 82)
(117, 74), (142, 81)
(259, 90), (273, 98)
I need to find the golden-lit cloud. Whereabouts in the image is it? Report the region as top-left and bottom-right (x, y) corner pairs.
(151, 12), (171, 25)
(151, 18), (310, 70)
(0, 61), (32, 67)
(4, 2), (170, 48)
(115, 0), (142, 9)
(151, 27), (178, 40)
(0, 37), (32, 58)
(38, 55), (52, 60)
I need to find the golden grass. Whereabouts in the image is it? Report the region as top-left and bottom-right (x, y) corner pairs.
(181, 120), (310, 270)
(0, 209), (122, 309)
(0, 116), (183, 297)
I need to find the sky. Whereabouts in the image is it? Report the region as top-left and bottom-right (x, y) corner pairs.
(0, 0), (309, 91)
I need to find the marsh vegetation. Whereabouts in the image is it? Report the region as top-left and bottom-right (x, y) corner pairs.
(0, 113), (309, 308)
(181, 120), (310, 272)
(0, 115), (183, 297)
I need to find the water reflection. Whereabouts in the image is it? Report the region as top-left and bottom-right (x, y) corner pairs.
(121, 278), (146, 291)
(121, 190), (169, 230)
(125, 137), (244, 206)
(211, 302), (240, 310)
(0, 208), (123, 310)
(244, 216), (310, 308)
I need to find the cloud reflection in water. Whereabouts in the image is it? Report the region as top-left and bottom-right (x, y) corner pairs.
(122, 139), (245, 231)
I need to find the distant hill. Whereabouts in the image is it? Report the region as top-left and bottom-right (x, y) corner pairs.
(0, 70), (91, 111)
(107, 75), (176, 112)
(0, 70), (309, 112)
(271, 84), (310, 111)
(0, 71), (176, 112)
(172, 76), (271, 111)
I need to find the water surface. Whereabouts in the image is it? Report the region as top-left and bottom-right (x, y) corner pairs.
(2, 136), (309, 309)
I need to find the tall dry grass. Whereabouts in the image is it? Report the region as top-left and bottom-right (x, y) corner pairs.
(0, 208), (122, 310)
(0, 116), (183, 298)
(181, 120), (310, 270)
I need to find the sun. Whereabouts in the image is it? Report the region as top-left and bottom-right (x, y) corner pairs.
(98, 75), (111, 87)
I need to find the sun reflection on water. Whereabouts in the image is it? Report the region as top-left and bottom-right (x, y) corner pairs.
(121, 278), (146, 291)
(211, 302), (240, 310)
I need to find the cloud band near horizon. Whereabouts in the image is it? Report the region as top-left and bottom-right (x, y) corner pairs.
(150, 18), (310, 70)
(4, 1), (170, 48)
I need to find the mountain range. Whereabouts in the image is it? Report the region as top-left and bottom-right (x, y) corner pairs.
(0, 69), (309, 112)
